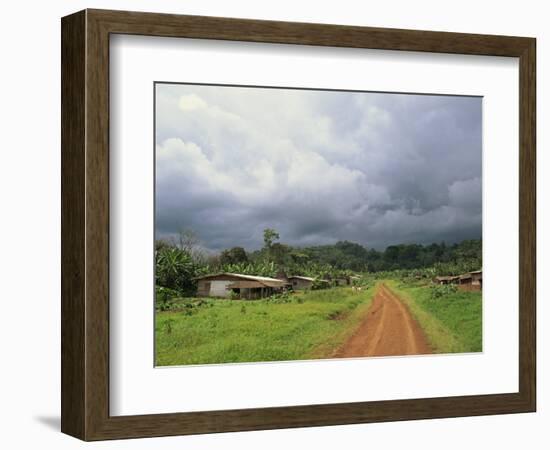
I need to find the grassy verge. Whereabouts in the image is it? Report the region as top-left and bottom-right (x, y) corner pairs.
(155, 287), (375, 366)
(385, 280), (482, 354)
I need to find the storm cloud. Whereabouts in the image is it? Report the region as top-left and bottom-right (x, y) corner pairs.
(155, 83), (481, 251)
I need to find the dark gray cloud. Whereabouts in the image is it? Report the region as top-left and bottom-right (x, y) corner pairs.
(155, 84), (481, 251)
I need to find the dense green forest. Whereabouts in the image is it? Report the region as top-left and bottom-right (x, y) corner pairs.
(155, 228), (482, 295)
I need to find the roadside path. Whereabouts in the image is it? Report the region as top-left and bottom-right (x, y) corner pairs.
(334, 283), (432, 357)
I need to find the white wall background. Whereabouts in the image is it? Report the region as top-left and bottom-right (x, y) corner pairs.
(0, 0), (546, 448)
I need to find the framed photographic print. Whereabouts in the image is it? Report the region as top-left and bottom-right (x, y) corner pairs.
(61, 9), (536, 440)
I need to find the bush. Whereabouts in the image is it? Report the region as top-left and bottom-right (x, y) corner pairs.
(163, 318), (175, 334)
(311, 279), (330, 290)
(266, 291), (293, 304)
(326, 308), (345, 320)
(430, 284), (458, 299)
(156, 286), (180, 311)
(155, 246), (204, 294)
(182, 308), (194, 317)
(156, 286), (180, 300)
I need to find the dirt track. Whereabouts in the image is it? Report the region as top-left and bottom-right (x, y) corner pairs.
(334, 283), (432, 358)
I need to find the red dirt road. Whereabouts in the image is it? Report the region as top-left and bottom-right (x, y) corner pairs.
(334, 283), (432, 358)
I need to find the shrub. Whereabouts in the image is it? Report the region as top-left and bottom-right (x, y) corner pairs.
(156, 286), (180, 311)
(155, 246), (204, 294)
(163, 319), (175, 334)
(326, 308), (345, 320)
(430, 284), (458, 299)
(311, 279), (330, 290)
(266, 291), (293, 304)
(156, 286), (180, 299)
(182, 304), (195, 316)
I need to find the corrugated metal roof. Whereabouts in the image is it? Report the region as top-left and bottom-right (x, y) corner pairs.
(195, 272), (288, 284)
(288, 276), (315, 281)
(436, 276), (459, 281)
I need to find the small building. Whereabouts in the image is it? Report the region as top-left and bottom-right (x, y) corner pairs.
(458, 270), (482, 291)
(470, 270), (482, 289)
(287, 275), (315, 290)
(435, 275), (459, 285)
(334, 277), (348, 287)
(459, 272), (472, 285)
(195, 273), (289, 299)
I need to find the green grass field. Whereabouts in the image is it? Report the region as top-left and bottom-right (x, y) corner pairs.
(386, 280), (482, 353)
(155, 287), (375, 366)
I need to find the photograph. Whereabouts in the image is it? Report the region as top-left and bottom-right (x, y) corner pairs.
(154, 82), (483, 367)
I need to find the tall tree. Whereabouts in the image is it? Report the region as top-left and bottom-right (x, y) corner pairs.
(220, 247), (249, 265)
(263, 228), (280, 250)
(177, 228), (199, 253)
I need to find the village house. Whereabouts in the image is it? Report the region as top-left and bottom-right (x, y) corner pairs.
(194, 273), (290, 299)
(458, 270), (482, 291)
(459, 273), (473, 289)
(287, 275), (315, 290)
(435, 275), (460, 285)
(435, 270), (482, 291)
(334, 277), (349, 287)
(470, 270), (482, 289)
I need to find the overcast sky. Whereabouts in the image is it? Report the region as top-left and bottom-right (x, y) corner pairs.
(155, 83), (481, 252)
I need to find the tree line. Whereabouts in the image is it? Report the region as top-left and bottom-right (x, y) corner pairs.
(155, 228), (481, 295)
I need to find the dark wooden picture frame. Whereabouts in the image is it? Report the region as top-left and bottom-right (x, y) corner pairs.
(61, 9), (536, 441)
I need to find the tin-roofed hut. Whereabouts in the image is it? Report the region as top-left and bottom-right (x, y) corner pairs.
(194, 273), (289, 299)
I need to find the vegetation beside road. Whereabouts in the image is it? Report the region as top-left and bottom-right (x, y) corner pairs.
(386, 280), (482, 354)
(155, 287), (375, 366)
(155, 276), (482, 366)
